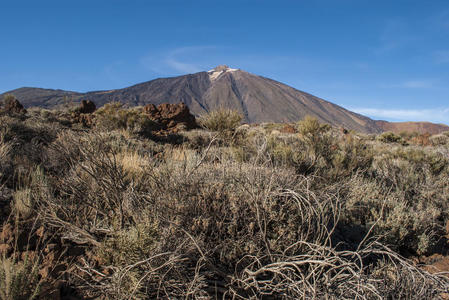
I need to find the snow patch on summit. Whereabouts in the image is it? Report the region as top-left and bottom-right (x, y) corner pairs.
(208, 65), (238, 81)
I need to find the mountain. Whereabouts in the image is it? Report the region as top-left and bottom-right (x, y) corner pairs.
(375, 120), (449, 135)
(2, 65), (447, 134)
(3, 87), (81, 108)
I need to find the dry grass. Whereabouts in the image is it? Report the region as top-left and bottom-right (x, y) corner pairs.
(1, 105), (449, 298)
(0, 254), (41, 300)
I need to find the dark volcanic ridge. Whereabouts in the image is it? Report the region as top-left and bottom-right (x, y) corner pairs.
(2, 65), (448, 134)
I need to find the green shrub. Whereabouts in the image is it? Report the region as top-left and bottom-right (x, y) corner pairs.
(198, 108), (242, 133)
(297, 115), (330, 136)
(94, 102), (157, 134)
(97, 221), (159, 266)
(376, 131), (404, 144)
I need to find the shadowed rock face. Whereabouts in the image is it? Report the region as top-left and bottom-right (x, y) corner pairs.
(2, 98), (27, 114)
(79, 100), (96, 114)
(144, 103), (197, 131)
(2, 66), (446, 134)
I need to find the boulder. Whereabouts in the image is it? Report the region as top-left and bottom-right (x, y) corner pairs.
(280, 124), (297, 134)
(143, 103), (197, 132)
(79, 100), (96, 114)
(3, 98), (27, 114)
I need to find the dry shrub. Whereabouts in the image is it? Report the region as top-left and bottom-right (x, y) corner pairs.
(0, 219), (45, 300)
(0, 133), (13, 183)
(376, 131), (405, 144)
(12, 189), (33, 219)
(297, 115), (330, 137)
(329, 134), (372, 179)
(0, 115), (57, 180)
(430, 134), (449, 146)
(36, 132), (153, 245)
(342, 146), (449, 255)
(410, 133), (431, 146)
(0, 254), (41, 300)
(264, 123), (371, 180)
(94, 102), (157, 135)
(198, 109), (242, 133)
(2, 103), (448, 298)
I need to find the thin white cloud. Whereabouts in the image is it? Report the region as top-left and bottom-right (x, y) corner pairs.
(351, 107), (449, 123)
(164, 58), (202, 74)
(140, 46), (217, 75)
(401, 80), (434, 88)
(381, 80), (436, 89)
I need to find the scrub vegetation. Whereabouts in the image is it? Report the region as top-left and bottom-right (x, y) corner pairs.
(1, 98), (449, 299)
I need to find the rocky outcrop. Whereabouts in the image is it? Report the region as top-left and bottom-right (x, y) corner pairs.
(144, 103), (197, 133)
(79, 100), (96, 114)
(71, 100), (96, 127)
(2, 97), (27, 114)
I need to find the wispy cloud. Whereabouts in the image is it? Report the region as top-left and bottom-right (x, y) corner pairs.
(381, 79), (436, 89)
(351, 107), (449, 123)
(140, 46), (217, 75)
(164, 58), (202, 74)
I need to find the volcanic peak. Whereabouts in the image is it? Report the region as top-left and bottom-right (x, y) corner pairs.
(207, 65), (238, 81)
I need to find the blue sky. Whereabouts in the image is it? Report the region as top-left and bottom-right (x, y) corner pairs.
(1, 0), (449, 123)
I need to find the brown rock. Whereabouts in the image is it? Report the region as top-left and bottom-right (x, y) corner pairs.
(3, 98), (27, 114)
(78, 113), (94, 127)
(143, 102), (197, 132)
(280, 124), (297, 134)
(79, 100), (96, 114)
(70, 111), (95, 128)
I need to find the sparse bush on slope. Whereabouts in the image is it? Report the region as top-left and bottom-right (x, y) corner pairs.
(94, 102), (157, 135)
(198, 108), (242, 133)
(1, 104), (449, 298)
(376, 131), (405, 144)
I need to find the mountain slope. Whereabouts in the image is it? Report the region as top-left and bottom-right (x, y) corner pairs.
(375, 120), (449, 135)
(3, 87), (81, 108)
(3, 65), (446, 134)
(1, 65), (383, 133)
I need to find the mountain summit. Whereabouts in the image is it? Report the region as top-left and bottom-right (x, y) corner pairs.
(2, 66), (447, 134)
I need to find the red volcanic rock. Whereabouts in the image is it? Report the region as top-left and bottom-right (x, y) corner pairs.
(280, 124), (297, 134)
(79, 100), (96, 114)
(3, 98), (27, 114)
(143, 103), (197, 132)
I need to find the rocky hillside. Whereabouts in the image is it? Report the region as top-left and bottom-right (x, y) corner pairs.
(375, 120), (449, 135)
(2, 65), (448, 134)
(1, 65), (380, 133)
